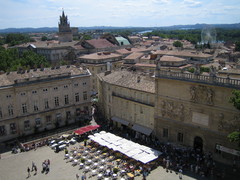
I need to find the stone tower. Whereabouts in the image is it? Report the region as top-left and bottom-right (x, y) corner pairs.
(58, 10), (73, 42)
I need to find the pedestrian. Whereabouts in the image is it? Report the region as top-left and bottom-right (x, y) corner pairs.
(27, 167), (31, 177)
(76, 173), (79, 180)
(81, 173), (86, 180)
(31, 161), (35, 171)
(179, 168), (183, 179)
(34, 166), (37, 175)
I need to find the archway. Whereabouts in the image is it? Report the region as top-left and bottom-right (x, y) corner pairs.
(194, 136), (203, 152)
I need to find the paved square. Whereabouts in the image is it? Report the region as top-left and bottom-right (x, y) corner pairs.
(0, 142), (211, 180)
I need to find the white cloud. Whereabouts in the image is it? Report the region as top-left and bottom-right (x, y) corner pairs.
(0, 0), (239, 28)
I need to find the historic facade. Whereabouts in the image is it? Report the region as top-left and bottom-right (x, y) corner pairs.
(58, 11), (73, 42)
(0, 65), (91, 142)
(154, 68), (240, 159)
(97, 70), (155, 136)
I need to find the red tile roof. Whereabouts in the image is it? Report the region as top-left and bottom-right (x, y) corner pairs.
(86, 39), (116, 49)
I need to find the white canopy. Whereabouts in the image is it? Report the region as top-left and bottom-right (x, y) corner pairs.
(89, 131), (162, 164)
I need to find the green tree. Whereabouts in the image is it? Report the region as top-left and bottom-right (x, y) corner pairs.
(228, 90), (240, 147)
(229, 90), (240, 110)
(173, 40), (183, 48)
(41, 36), (48, 41)
(235, 41), (240, 51)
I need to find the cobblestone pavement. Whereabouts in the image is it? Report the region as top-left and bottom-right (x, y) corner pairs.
(0, 142), (218, 180)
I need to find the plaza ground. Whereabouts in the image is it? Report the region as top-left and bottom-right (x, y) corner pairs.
(0, 140), (232, 180)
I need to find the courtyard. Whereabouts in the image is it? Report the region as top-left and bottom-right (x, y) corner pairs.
(0, 137), (224, 180)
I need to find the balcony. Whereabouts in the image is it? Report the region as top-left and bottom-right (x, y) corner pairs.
(156, 70), (240, 89)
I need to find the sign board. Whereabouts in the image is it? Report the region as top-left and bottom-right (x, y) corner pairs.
(192, 112), (209, 126)
(216, 145), (240, 156)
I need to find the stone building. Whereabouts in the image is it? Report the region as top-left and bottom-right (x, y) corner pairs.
(0, 65), (91, 142)
(16, 41), (86, 65)
(97, 70), (155, 136)
(154, 67), (240, 160)
(58, 11), (73, 42)
(78, 52), (123, 94)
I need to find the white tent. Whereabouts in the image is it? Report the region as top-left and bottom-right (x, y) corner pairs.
(89, 131), (162, 164)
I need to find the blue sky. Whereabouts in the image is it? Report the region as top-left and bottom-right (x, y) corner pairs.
(0, 0), (239, 29)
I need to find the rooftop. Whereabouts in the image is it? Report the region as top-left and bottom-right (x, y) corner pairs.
(79, 52), (122, 60)
(98, 70), (155, 93)
(16, 41), (84, 50)
(160, 55), (187, 62)
(115, 47), (151, 55)
(0, 65), (89, 87)
(85, 39), (116, 49)
(153, 50), (213, 59)
(124, 52), (144, 60)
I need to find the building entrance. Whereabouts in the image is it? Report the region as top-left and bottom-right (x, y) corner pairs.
(194, 136), (203, 152)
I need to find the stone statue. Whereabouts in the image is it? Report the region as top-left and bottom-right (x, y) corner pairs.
(206, 88), (214, 104)
(190, 86), (197, 101)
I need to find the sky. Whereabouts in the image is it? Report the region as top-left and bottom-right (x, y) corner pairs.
(0, 0), (240, 29)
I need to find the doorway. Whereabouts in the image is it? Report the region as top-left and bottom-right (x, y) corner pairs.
(194, 136), (203, 152)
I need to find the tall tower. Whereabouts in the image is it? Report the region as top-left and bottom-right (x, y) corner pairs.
(58, 10), (73, 42)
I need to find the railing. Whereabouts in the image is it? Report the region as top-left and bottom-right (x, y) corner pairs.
(156, 70), (240, 89)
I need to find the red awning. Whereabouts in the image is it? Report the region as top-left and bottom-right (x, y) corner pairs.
(74, 125), (100, 135)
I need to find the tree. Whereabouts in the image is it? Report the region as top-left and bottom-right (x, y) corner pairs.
(229, 90), (240, 110)
(228, 90), (240, 147)
(173, 40), (183, 48)
(41, 36), (48, 41)
(235, 41), (240, 51)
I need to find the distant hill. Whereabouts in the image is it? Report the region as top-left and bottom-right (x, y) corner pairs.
(0, 27), (58, 33)
(0, 23), (240, 33)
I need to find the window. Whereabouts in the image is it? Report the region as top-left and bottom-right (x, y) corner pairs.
(46, 115), (52, 125)
(8, 105), (14, 116)
(22, 103), (27, 114)
(6, 95), (11, 98)
(53, 87), (58, 91)
(54, 97), (59, 107)
(177, 132), (184, 143)
(83, 82), (87, 86)
(0, 125), (6, 136)
(44, 99), (49, 109)
(163, 128), (168, 138)
(64, 95), (69, 105)
(33, 101), (39, 111)
(64, 85), (68, 89)
(24, 120), (30, 130)
(66, 111), (71, 120)
(32, 90), (37, 94)
(20, 92), (26, 96)
(56, 113), (62, 123)
(43, 88), (48, 92)
(10, 123), (16, 134)
(75, 93), (79, 102)
(83, 91), (87, 100)
(35, 118), (41, 127)
(74, 83), (78, 87)
(0, 107), (2, 118)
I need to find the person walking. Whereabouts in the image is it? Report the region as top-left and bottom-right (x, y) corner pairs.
(179, 168), (183, 179)
(27, 167), (31, 178)
(31, 161), (35, 171)
(34, 166), (37, 175)
(76, 173), (79, 180)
